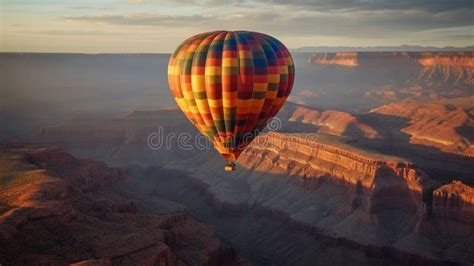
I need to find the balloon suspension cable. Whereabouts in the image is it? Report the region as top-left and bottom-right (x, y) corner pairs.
(224, 161), (236, 172)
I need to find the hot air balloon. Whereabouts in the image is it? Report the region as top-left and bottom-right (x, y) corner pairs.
(168, 31), (294, 171)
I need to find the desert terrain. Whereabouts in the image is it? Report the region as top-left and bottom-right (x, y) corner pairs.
(1, 51), (473, 265)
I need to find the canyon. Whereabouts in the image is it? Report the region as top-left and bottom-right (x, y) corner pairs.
(159, 132), (474, 265)
(309, 51), (474, 69)
(0, 148), (243, 265)
(13, 106), (474, 264)
(2, 51), (473, 141)
(433, 181), (474, 224)
(1, 51), (473, 265)
(292, 52), (473, 111)
(309, 52), (360, 67)
(368, 97), (474, 157)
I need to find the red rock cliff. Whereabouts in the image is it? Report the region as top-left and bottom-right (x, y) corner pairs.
(309, 52), (359, 67)
(239, 132), (438, 213)
(414, 52), (474, 85)
(416, 52), (474, 67)
(432, 180), (474, 224)
(308, 52), (473, 85)
(0, 148), (244, 266)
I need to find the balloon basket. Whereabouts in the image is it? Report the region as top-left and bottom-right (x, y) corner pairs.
(224, 161), (236, 172)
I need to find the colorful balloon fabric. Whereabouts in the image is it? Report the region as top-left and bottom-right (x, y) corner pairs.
(168, 30), (295, 165)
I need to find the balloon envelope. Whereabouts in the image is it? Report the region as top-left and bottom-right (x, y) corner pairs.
(168, 30), (294, 164)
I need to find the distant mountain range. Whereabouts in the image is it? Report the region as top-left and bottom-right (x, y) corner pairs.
(292, 45), (474, 53)
(3, 45), (473, 55)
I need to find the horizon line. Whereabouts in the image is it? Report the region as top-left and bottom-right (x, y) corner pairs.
(2, 44), (473, 55)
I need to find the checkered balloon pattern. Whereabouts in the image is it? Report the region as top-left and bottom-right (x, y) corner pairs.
(168, 31), (295, 162)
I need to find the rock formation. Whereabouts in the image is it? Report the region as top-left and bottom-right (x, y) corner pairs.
(239, 132), (438, 213)
(4, 51), (474, 265)
(309, 51), (473, 69)
(281, 103), (379, 138)
(10, 104), (474, 265)
(159, 131), (474, 265)
(0, 148), (243, 265)
(369, 97), (474, 157)
(414, 52), (474, 86)
(416, 52), (474, 67)
(432, 180), (474, 224)
(309, 52), (359, 67)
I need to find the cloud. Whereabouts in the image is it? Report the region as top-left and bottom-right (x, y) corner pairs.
(209, 0), (474, 13)
(125, 0), (196, 4)
(69, 6), (111, 10)
(33, 29), (109, 36)
(60, 7), (473, 39)
(62, 13), (209, 26)
(53, 1), (474, 50)
(127, 0), (147, 3)
(5, 0), (472, 52)
(130, 0), (474, 15)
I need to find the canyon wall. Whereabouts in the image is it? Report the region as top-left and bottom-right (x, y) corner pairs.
(11, 107), (474, 264)
(432, 180), (474, 224)
(285, 104), (379, 139)
(416, 52), (474, 67)
(414, 52), (474, 86)
(369, 97), (474, 157)
(309, 51), (473, 68)
(0, 148), (243, 265)
(239, 132), (438, 213)
(308, 52), (415, 68)
(237, 133), (474, 228)
(159, 132), (474, 264)
(309, 52), (359, 67)
(308, 52), (474, 86)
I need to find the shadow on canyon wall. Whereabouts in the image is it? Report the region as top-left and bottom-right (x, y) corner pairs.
(122, 166), (459, 266)
(352, 112), (473, 185)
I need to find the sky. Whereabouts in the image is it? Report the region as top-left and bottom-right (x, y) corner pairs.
(1, 0), (473, 53)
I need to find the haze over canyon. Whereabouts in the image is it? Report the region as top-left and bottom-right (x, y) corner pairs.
(1, 49), (473, 265)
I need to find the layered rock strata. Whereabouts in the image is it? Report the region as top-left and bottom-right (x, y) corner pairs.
(0, 148), (243, 266)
